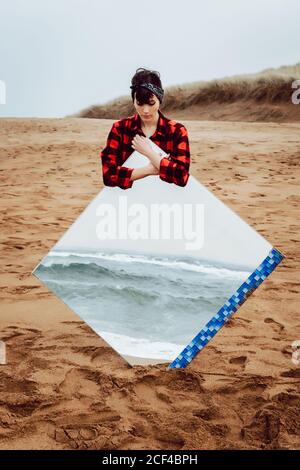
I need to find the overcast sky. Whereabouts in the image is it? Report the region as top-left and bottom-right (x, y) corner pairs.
(0, 0), (299, 117)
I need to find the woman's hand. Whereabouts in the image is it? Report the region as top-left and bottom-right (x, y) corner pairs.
(131, 134), (153, 158)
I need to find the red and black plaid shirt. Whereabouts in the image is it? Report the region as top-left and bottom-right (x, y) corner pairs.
(99, 109), (190, 189)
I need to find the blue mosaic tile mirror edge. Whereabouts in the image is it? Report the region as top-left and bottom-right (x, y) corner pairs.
(167, 247), (285, 369)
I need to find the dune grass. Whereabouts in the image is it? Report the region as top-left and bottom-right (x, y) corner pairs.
(72, 63), (300, 122)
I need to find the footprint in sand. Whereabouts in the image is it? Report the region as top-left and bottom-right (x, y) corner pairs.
(280, 368), (300, 378)
(229, 355), (248, 370)
(241, 408), (281, 447)
(264, 317), (285, 333)
(54, 425), (109, 449)
(153, 428), (185, 448)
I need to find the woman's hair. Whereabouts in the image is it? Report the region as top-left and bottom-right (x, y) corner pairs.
(130, 67), (163, 105)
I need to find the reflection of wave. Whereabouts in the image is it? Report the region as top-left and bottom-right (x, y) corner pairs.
(42, 250), (251, 279)
(34, 250), (251, 359)
(98, 330), (185, 360)
(36, 276), (224, 309)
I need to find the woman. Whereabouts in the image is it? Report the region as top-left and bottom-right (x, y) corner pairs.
(100, 67), (190, 190)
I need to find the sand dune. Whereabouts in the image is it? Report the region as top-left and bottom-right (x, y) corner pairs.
(0, 116), (299, 449)
(73, 63), (300, 123)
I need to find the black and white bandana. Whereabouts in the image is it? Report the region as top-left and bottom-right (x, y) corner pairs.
(130, 82), (164, 103)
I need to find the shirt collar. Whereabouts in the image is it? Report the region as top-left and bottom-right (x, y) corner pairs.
(131, 108), (167, 137)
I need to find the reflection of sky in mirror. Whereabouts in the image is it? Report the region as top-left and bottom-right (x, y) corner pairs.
(1, 0), (299, 117)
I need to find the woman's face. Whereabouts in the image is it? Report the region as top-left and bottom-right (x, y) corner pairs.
(133, 93), (160, 122)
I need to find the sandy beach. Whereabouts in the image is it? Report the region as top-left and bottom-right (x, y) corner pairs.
(0, 116), (299, 450)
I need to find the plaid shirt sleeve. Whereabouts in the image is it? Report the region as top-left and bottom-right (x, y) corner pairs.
(100, 122), (134, 190)
(159, 125), (190, 187)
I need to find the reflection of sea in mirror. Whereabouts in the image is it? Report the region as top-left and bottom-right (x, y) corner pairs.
(33, 250), (252, 366)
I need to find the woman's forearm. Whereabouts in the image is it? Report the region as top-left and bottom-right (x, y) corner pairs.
(130, 165), (153, 182)
(146, 149), (165, 169)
